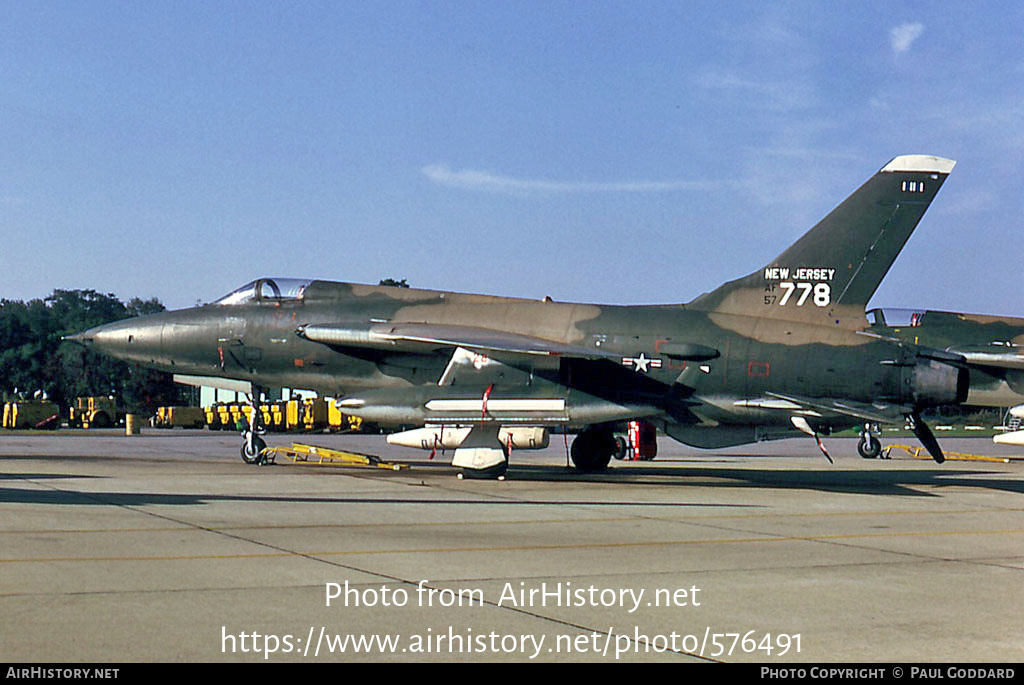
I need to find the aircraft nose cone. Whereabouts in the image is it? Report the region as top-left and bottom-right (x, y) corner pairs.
(68, 318), (164, 363)
(62, 331), (92, 344)
(92, 325), (125, 351)
(66, 322), (123, 355)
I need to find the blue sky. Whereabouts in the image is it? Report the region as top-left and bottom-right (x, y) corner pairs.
(1, 1), (1022, 314)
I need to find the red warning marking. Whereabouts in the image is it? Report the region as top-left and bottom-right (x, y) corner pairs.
(747, 361), (770, 378)
(482, 384), (494, 420)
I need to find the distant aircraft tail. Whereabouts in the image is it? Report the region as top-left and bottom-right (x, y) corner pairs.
(688, 155), (955, 328)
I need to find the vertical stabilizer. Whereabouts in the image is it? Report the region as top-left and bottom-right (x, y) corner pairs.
(689, 155), (955, 327)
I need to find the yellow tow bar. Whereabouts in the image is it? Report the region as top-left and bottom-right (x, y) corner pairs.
(260, 443), (408, 471)
(882, 444), (1010, 464)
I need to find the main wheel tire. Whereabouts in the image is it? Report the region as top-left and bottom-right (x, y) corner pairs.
(240, 435), (267, 464)
(571, 428), (616, 472)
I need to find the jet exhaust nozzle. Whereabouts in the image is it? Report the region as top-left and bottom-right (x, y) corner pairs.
(907, 360), (969, 408)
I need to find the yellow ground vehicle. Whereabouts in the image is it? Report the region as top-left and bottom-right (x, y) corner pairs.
(69, 397), (121, 429)
(2, 400), (60, 429)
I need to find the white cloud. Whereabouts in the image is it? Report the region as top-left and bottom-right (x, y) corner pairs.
(889, 23), (924, 55)
(694, 69), (817, 113)
(421, 164), (721, 194)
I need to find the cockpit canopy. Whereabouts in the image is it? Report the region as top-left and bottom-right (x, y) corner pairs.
(213, 278), (313, 305)
(866, 308), (926, 328)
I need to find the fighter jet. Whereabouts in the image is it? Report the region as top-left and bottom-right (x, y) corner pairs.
(864, 307), (1024, 447)
(73, 155), (981, 478)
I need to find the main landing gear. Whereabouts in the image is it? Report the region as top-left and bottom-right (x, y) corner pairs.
(570, 427), (617, 473)
(858, 424), (882, 459)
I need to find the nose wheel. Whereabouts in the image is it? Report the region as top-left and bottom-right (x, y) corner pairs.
(858, 426), (882, 459)
(241, 434), (267, 463)
(240, 389), (269, 464)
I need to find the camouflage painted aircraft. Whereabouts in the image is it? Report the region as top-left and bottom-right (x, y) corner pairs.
(865, 308), (1024, 412)
(74, 154), (1022, 478)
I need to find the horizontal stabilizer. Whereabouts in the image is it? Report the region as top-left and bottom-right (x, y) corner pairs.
(960, 352), (1024, 371)
(765, 392), (904, 424)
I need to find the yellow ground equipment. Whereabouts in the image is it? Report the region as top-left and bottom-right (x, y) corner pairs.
(327, 401), (363, 432)
(301, 397), (329, 431)
(259, 400), (288, 432)
(203, 402), (229, 430)
(284, 399), (303, 431)
(199, 402), (252, 431)
(2, 400), (60, 429)
(259, 442), (407, 470)
(202, 398), (361, 433)
(226, 403), (249, 430)
(69, 397), (120, 429)
(154, 406), (206, 429)
(882, 444), (1011, 463)
(285, 397), (361, 432)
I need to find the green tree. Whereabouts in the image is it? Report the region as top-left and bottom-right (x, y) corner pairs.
(0, 297), (59, 400)
(0, 289), (186, 416)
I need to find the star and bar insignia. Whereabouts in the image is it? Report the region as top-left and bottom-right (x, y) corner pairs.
(622, 353), (663, 373)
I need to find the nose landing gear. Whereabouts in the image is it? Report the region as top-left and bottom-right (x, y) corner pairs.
(858, 424), (882, 459)
(240, 389), (269, 464)
(241, 431), (267, 464)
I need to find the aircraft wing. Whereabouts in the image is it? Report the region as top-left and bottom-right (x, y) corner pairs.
(298, 322), (619, 360)
(762, 392), (906, 424)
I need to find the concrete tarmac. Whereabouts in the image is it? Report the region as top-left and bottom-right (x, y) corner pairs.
(1, 429), (1023, 662)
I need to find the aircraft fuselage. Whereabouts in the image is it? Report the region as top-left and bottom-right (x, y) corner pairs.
(78, 280), (950, 437)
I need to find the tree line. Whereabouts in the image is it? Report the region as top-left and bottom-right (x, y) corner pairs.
(0, 289), (185, 413)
